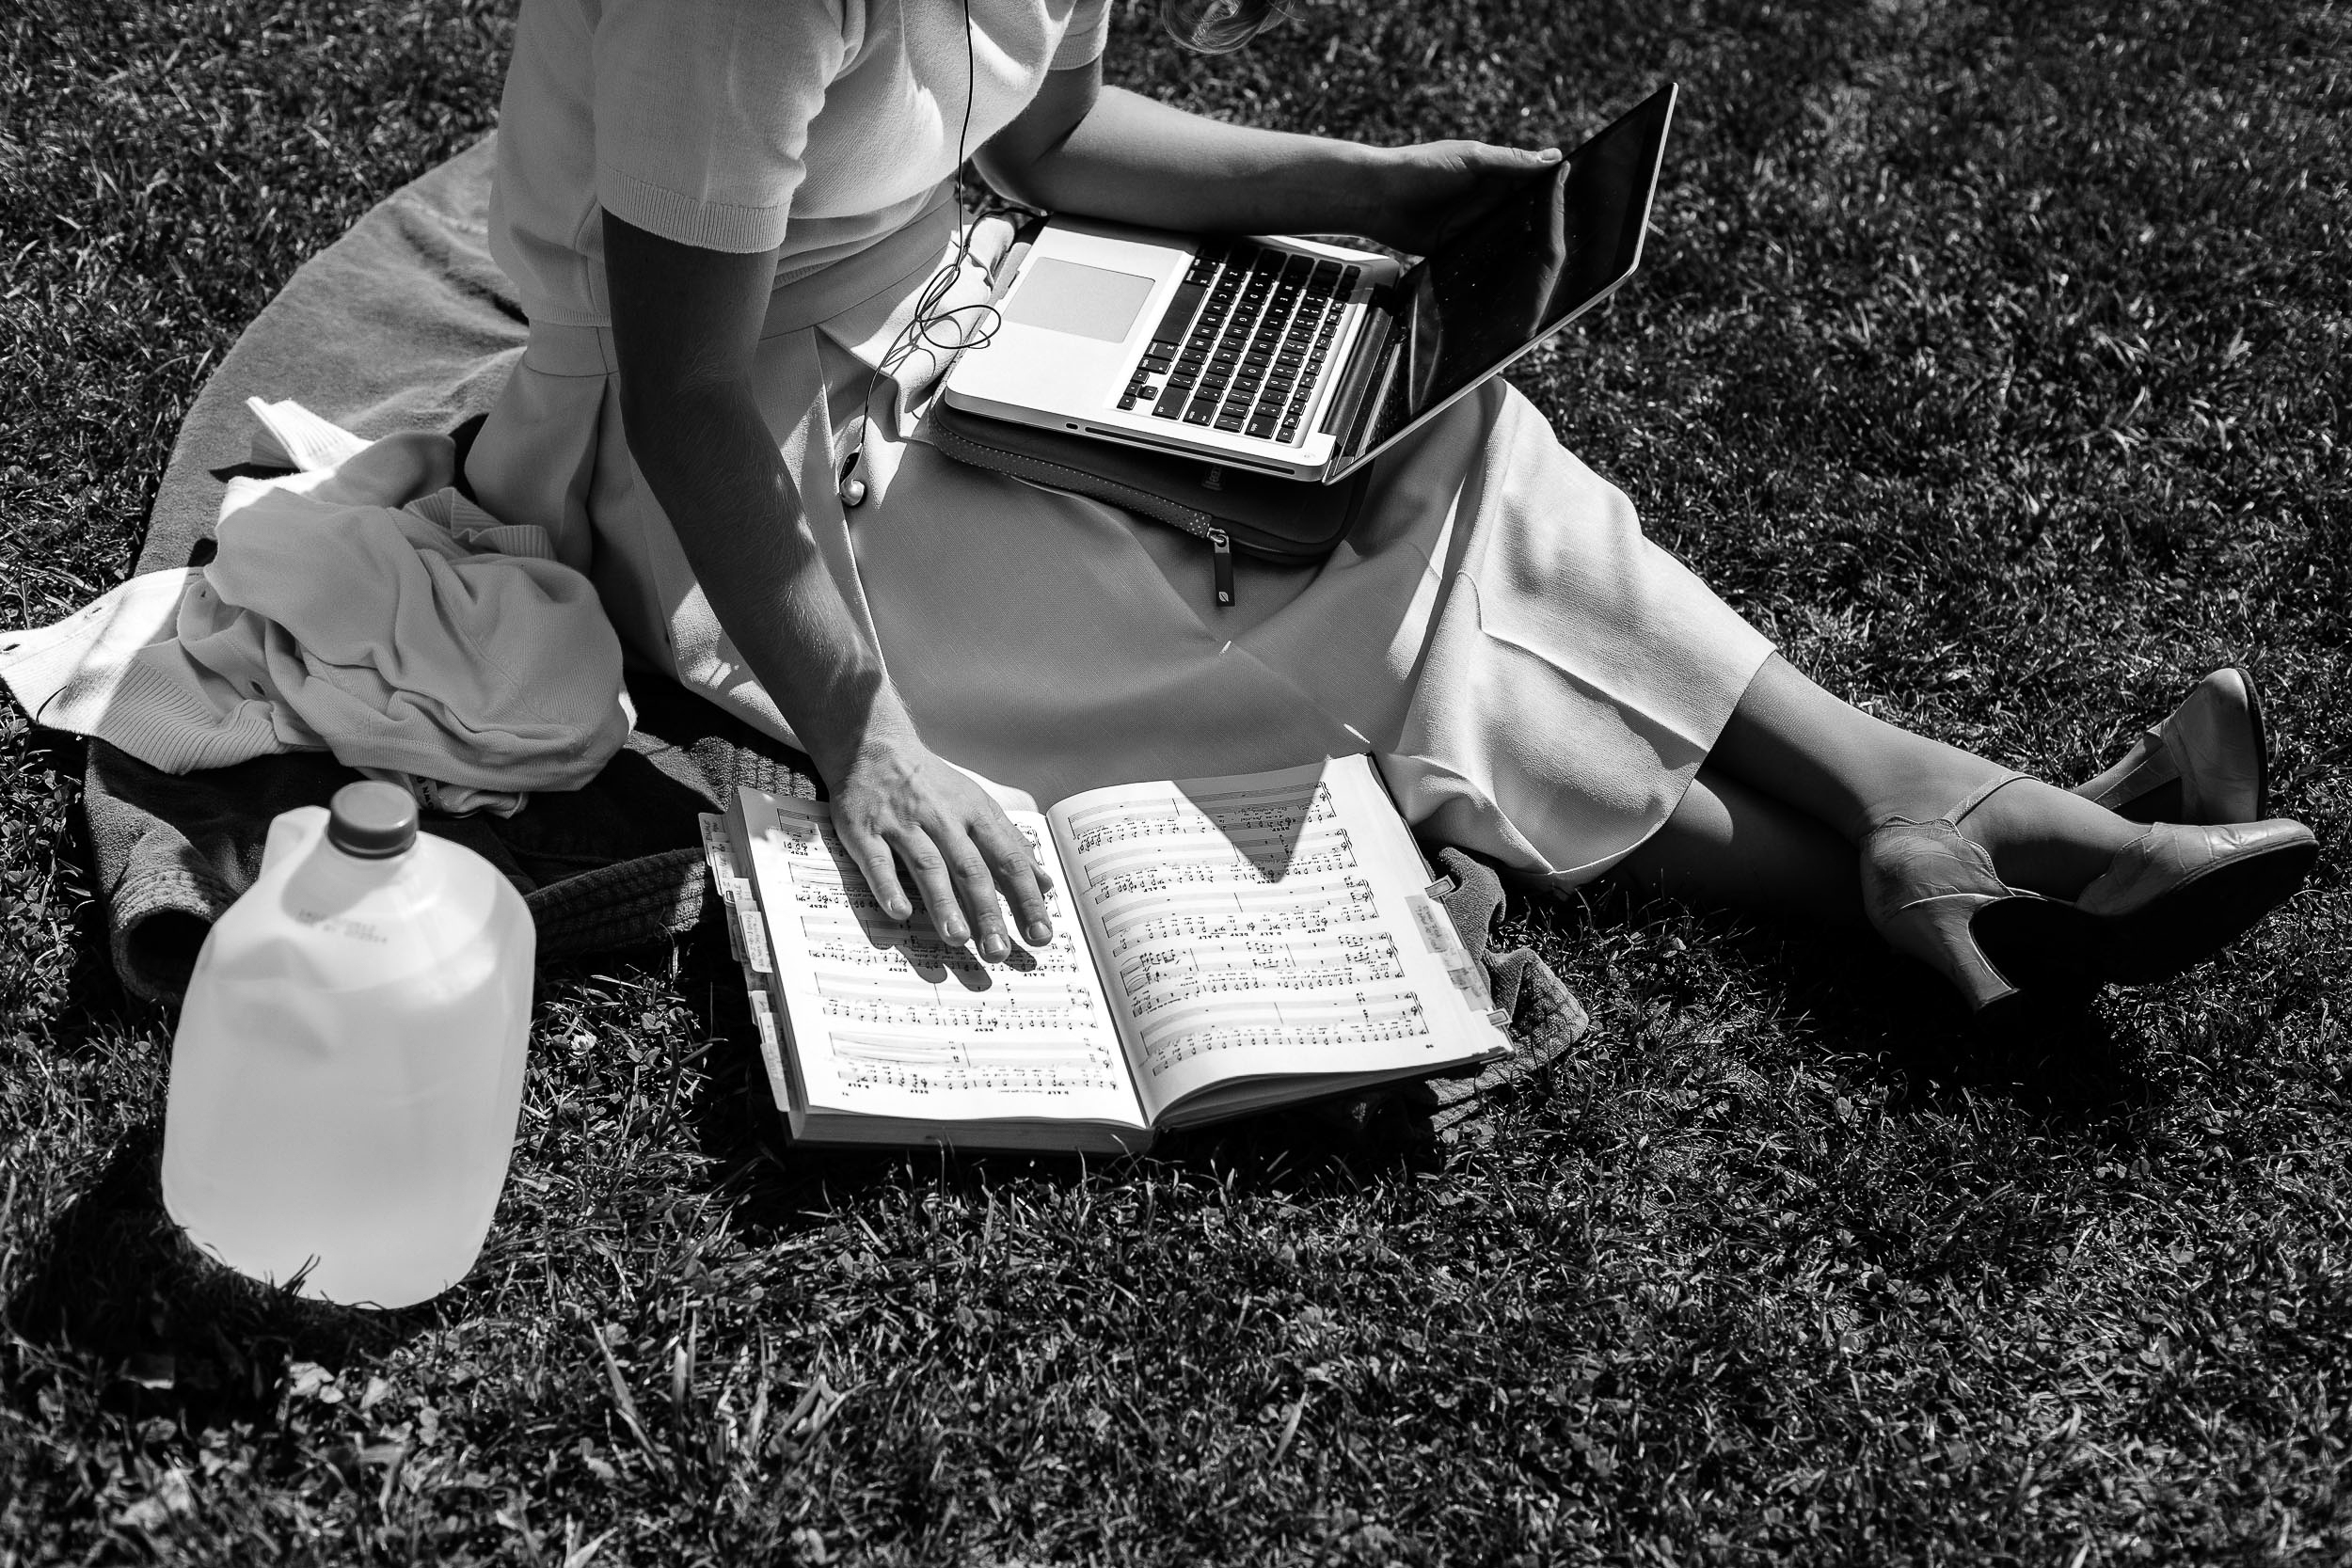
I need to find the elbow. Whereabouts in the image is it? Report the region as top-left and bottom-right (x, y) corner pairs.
(972, 149), (1044, 214)
(974, 144), (1078, 216)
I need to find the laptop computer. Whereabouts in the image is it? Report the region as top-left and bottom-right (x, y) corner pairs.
(939, 83), (1678, 483)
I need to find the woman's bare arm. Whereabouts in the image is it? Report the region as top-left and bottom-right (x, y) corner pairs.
(977, 65), (1558, 253)
(602, 212), (1055, 957)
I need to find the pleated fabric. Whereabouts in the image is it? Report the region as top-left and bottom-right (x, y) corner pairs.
(464, 203), (1774, 890)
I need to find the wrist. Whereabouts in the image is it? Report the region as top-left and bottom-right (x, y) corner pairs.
(1336, 141), (1405, 243)
(802, 673), (921, 787)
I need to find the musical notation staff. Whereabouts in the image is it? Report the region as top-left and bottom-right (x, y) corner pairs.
(799, 927), (1091, 978)
(1062, 782), (1338, 848)
(1118, 932), (1403, 995)
(1138, 987), (1433, 1075)
(1082, 829), (1359, 898)
(1097, 878), (1381, 951)
(830, 1032), (1125, 1096)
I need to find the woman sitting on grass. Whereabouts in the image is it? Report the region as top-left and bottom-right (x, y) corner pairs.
(462, 0), (2313, 1012)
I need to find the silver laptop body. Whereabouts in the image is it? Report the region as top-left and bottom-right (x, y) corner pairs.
(940, 84), (1679, 484)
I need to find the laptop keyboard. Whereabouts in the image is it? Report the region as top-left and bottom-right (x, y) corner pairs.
(1118, 243), (1360, 445)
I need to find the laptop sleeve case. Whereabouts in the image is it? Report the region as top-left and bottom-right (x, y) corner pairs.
(924, 398), (1373, 608)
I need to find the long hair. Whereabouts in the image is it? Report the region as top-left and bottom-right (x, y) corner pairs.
(1158, 0), (1293, 55)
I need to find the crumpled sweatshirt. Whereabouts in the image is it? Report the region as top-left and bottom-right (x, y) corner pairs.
(0, 401), (629, 816)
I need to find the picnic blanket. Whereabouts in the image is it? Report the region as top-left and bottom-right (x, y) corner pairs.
(86, 132), (1587, 1136)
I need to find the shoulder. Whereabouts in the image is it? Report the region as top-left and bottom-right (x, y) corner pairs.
(587, 0), (866, 85)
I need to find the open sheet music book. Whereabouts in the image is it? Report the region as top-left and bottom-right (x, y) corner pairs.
(700, 754), (1514, 1154)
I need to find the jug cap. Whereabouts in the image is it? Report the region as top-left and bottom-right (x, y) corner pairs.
(327, 782), (419, 859)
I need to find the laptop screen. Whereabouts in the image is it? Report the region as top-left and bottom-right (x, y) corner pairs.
(1357, 84), (1677, 461)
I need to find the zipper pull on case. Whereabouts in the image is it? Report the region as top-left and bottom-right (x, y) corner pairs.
(1209, 528), (1235, 608)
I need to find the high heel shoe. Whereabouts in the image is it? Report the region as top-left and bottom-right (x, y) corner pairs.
(1866, 776), (2320, 1010)
(1998, 817), (2321, 985)
(1861, 773), (2050, 1010)
(2073, 665), (2268, 825)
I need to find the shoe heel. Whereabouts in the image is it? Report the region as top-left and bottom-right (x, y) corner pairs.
(1862, 805), (2037, 1013)
(1880, 893), (2021, 1011)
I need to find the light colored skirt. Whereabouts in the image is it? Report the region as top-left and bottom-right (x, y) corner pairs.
(465, 204), (1774, 890)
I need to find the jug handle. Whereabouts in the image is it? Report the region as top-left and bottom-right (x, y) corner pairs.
(260, 805), (327, 872)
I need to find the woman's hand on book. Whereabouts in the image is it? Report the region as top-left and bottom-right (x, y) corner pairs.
(829, 728), (1056, 959)
(1361, 139), (1563, 254)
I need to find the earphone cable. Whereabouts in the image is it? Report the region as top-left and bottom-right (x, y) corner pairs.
(839, 0), (1003, 506)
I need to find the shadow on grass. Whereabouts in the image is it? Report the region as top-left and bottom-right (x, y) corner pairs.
(3, 1125), (439, 1432)
(3, 730), (166, 1057)
(1533, 879), (2165, 1130)
(1765, 932), (2153, 1118)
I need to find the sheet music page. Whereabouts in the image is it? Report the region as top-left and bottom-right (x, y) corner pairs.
(736, 790), (1148, 1132)
(1048, 755), (1494, 1123)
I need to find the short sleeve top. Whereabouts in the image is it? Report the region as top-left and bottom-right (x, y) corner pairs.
(489, 0), (1112, 326)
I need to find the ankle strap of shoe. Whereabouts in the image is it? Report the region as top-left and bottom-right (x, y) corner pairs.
(1948, 770), (2031, 827)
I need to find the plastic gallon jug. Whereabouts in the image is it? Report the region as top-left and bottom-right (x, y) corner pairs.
(162, 782), (534, 1307)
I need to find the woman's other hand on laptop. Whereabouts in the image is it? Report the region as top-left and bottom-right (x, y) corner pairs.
(1360, 140), (1564, 254)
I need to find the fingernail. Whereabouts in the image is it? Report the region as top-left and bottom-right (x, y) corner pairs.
(1026, 920), (1053, 944)
(1539, 147), (1564, 163)
(982, 933), (1009, 960)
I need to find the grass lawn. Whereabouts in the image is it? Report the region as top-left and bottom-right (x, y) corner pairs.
(4, 0), (2348, 1560)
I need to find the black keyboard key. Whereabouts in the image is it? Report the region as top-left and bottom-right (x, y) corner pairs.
(1278, 422), (1299, 441)
(1118, 393), (1138, 410)
(1247, 417), (1277, 438)
(1148, 281), (1208, 350)
(1214, 414), (1247, 433)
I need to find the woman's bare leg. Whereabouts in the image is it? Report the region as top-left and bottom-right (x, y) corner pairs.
(1692, 656), (2144, 899)
(1609, 768), (1861, 924)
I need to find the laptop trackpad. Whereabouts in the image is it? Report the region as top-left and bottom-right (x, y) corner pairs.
(1003, 259), (1156, 343)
